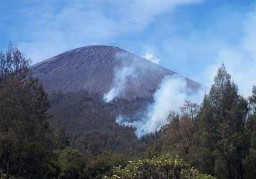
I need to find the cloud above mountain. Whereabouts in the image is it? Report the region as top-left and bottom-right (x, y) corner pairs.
(1, 0), (204, 63)
(203, 6), (256, 97)
(1, 0), (256, 97)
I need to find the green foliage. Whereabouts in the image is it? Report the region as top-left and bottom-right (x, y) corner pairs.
(0, 44), (53, 178)
(243, 86), (256, 178)
(57, 147), (87, 178)
(49, 91), (152, 156)
(148, 110), (198, 165)
(192, 64), (249, 178)
(0, 43), (30, 79)
(147, 64), (255, 178)
(105, 154), (214, 179)
(85, 151), (129, 179)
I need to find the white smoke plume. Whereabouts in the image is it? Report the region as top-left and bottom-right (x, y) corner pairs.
(116, 75), (204, 138)
(103, 66), (136, 102)
(143, 52), (160, 64)
(103, 52), (204, 137)
(103, 51), (142, 102)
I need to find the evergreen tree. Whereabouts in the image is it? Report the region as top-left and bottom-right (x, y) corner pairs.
(244, 86), (256, 178)
(0, 44), (53, 178)
(194, 95), (216, 175)
(196, 64), (248, 179)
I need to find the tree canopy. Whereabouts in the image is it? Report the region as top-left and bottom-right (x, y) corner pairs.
(0, 44), (53, 178)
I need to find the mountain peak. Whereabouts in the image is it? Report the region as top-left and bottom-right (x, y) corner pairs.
(32, 45), (201, 99)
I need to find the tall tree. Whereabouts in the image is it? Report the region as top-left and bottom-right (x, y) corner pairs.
(180, 100), (199, 121)
(196, 64), (248, 179)
(244, 86), (256, 178)
(0, 44), (53, 178)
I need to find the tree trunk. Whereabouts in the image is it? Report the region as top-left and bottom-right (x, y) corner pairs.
(6, 146), (10, 179)
(6, 159), (10, 179)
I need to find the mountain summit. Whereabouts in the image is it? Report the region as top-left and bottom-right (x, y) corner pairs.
(32, 45), (201, 99)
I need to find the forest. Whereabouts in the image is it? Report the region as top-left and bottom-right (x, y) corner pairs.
(1, 45), (256, 179)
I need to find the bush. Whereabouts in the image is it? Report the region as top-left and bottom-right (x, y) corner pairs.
(57, 147), (87, 179)
(105, 154), (214, 179)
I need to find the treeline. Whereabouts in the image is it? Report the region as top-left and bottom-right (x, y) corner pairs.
(150, 64), (256, 179)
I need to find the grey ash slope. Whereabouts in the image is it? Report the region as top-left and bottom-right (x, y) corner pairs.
(32, 45), (201, 99)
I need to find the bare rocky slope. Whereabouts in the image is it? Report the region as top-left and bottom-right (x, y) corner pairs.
(31, 45), (201, 99)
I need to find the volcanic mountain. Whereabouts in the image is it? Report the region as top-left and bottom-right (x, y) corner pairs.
(30, 45), (204, 154)
(31, 45), (201, 99)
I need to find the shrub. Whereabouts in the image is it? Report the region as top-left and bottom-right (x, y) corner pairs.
(105, 154), (214, 179)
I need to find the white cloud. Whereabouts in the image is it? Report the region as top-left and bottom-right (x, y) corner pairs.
(14, 0), (204, 63)
(159, 4), (256, 97)
(143, 53), (160, 64)
(204, 7), (256, 97)
(17, 0), (256, 98)
(115, 0), (204, 31)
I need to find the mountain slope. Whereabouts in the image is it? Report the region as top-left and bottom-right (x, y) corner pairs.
(32, 45), (201, 99)
(30, 45), (204, 155)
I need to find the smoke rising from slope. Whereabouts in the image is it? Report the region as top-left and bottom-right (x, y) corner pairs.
(103, 52), (204, 137)
(103, 66), (136, 102)
(116, 75), (204, 137)
(103, 51), (141, 102)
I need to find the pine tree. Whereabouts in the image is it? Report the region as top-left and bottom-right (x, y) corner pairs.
(196, 64), (248, 178)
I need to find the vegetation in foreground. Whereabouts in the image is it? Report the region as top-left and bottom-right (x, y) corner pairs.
(0, 44), (256, 178)
(105, 154), (214, 179)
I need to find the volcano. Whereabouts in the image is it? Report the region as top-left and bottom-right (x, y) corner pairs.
(30, 45), (203, 154)
(31, 45), (202, 99)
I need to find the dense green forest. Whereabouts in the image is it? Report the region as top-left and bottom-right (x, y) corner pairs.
(48, 91), (153, 156)
(1, 45), (256, 178)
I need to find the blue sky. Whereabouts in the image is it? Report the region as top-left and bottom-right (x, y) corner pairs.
(1, 0), (256, 96)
